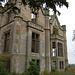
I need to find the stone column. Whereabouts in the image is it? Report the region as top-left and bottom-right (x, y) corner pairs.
(40, 32), (45, 72)
(44, 8), (51, 72)
(27, 28), (32, 68)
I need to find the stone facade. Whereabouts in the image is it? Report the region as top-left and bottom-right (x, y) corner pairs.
(0, 0), (68, 74)
(50, 15), (68, 71)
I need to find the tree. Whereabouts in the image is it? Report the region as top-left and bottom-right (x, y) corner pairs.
(0, 0), (68, 14)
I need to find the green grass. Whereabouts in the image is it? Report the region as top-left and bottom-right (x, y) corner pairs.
(49, 67), (75, 75)
(10, 67), (75, 75)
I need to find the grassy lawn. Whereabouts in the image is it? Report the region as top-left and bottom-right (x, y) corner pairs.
(10, 67), (75, 75)
(49, 68), (75, 75)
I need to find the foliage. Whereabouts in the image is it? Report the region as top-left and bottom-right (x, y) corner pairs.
(0, 63), (10, 75)
(53, 27), (58, 35)
(0, 63), (4, 72)
(44, 69), (48, 75)
(51, 66), (57, 72)
(0, 0), (68, 15)
(26, 61), (39, 75)
(8, 67), (75, 75)
(11, 73), (21, 75)
(0, 0), (4, 2)
(65, 66), (69, 71)
(22, 0), (68, 15)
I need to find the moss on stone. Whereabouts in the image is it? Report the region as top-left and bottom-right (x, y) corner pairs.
(0, 53), (10, 61)
(53, 27), (58, 35)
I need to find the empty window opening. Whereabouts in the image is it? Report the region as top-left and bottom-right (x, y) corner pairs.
(31, 12), (37, 23)
(4, 31), (10, 52)
(52, 42), (56, 56)
(32, 33), (39, 53)
(31, 13), (37, 19)
(53, 61), (56, 68)
(58, 42), (63, 57)
(59, 61), (64, 69)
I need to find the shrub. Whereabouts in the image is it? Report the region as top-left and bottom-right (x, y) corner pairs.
(26, 61), (39, 75)
(0, 63), (10, 75)
(0, 63), (3, 72)
(0, 70), (9, 75)
(51, 66), (57, 72)
(65, 66), (69, 71)
(44, 69), (49, 75)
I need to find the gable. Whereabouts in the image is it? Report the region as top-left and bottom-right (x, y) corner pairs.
(50, 14), (64, 36)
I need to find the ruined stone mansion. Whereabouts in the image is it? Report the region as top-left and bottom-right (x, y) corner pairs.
(0, 0), (68, 74)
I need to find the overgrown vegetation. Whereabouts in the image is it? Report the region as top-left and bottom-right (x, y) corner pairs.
(44, 69), (48, 75)
(53, 27), (58, 35)
(23, 61), (39, 75)
(65, 66), (69, 71)
(0, 53), (10, 61)
(0, 63), (10, 75)
(51, 66), (57, 72)
(0, 61), (75, 75)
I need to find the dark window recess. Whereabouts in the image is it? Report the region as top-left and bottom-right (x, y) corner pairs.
(32, 33), (39, 53)
(52, 42), (56, 56)
(52, 42), (56, 48)
(59, 61), (64, 69)
(58, 43), (63, 57)
(32, 59), (40, 70)
(4, 31), (10, 52)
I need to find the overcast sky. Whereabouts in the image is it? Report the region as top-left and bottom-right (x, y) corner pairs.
(56, 0), (75, 64)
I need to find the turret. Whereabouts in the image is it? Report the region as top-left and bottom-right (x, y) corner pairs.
(62, 25), (66, 31)
(62, 25), (68, 67)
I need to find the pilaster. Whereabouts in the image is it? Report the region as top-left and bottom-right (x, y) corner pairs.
(27, 28), (32, 68)
(44, 8), (51, 72)
(40, 32), (45, 72)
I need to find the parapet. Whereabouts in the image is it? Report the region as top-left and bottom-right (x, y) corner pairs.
(42, 8), (49, 16)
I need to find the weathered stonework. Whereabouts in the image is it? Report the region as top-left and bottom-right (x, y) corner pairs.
(0, 0), (68, 74)
(50, 14), (68, 71)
